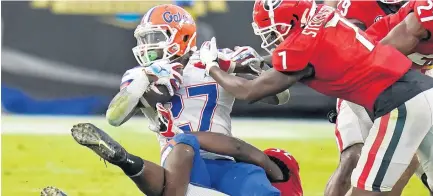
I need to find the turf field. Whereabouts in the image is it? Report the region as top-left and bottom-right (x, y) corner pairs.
(2, 115), (427, 196)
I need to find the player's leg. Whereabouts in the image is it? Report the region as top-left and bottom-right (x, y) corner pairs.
(71, 123), (165, 196)
(325, 99), (368, 196)
(160, 133), (213, 196)
(389, 155), (419, 195)
(326, 100), (423, 196)
(416, 126), (433, 193)
(71, 123), (226, 196)
(205, 159), (280, 196)
(350, 91), (433, 196)
(326, 144), (363, 196)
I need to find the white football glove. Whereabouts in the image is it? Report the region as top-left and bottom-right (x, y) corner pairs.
(199, 37), (219, 75)
(231, 46), (264, 75)
(193, 48), (236, 74)
(144, 60), (183, 96)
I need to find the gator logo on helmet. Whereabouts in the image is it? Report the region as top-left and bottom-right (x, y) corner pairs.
(162, 11), (194, 24)
(262, 0), (283, 11)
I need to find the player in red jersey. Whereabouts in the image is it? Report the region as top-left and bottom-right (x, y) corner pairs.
(197, 0), (433, 195)
(323, 1), (431, 195)
(368, 0), (433, 58)
(335, 0), (403, 30)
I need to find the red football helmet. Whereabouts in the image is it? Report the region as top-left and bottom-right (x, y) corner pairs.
(252, 0), (317, 54)
(264, 148), (303, 196)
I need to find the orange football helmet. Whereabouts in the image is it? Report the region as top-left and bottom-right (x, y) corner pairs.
(133, 4), (197, 66)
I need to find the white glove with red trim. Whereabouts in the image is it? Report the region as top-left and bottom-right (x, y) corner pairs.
(144, 60), (183, 96)
(230, 46), (264, 75)
(198, 37), (221, 76)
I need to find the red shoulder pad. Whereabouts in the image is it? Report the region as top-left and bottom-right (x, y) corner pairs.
(365, 16), (391, 41)
(272, 31), (318, 72)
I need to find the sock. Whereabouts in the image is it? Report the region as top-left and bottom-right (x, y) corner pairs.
(117, 153), (145, 176)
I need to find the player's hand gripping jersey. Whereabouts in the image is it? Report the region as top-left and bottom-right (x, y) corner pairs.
(337, 0), (401, 29)
(272, 5), (412, 111)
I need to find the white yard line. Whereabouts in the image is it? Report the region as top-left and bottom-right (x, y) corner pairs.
(1, 115), (335, 140)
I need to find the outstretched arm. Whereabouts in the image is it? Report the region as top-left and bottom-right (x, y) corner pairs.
(209, 66), (307, 103)
(380, 13), (429, 55)
(191, 131), (284, 182)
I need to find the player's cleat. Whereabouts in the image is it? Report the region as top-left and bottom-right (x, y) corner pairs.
(40, 186), (67, 196)
(71, 123), (127, 165)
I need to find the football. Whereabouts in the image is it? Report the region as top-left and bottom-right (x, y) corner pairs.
(138, 64), (183, 108)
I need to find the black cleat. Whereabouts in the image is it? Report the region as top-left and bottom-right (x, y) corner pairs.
(71, 123), (127, 164)
(41, 186), (67, 196)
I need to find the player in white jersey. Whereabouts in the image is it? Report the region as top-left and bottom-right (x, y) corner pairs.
(71, 4), (302, 196)
(71, 59), (298, 196)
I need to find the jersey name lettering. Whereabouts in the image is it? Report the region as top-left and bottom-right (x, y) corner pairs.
(302, 6), (334, 37)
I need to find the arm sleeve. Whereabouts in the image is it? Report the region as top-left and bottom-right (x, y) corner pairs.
(365, 16), (392, 41)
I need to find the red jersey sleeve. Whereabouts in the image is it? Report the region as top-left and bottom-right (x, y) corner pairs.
(272, 31), (319, 72)
(365, 15), (392, 41)
(366, 1), (417, 41)
(414, 0), (433, 32)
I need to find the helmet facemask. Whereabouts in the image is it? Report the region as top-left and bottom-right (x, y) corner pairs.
(252, 0), (316, 54)
(132, 24), (181, 66)
(252, 21), (291, 54)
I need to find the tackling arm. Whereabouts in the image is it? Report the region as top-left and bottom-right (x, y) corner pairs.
(236, 73), (290, 105)
(191, 132), (284, 182)
(209, 66), (307, 103)
(380, 13), (429, 55)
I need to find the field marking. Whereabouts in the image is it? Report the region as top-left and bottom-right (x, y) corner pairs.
(1, 115), (335, 140)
